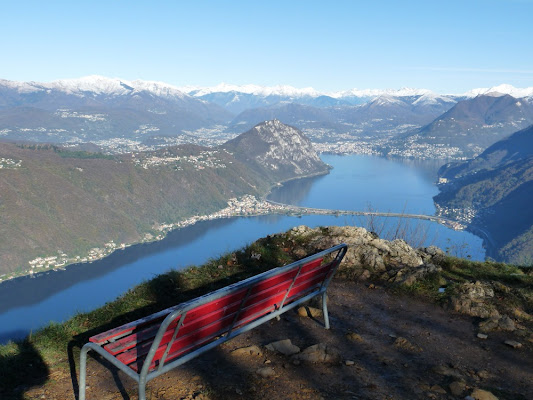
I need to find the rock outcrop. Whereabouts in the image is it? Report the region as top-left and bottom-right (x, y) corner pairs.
(282, 225), (442, 286)
(449, 281), (500, 318)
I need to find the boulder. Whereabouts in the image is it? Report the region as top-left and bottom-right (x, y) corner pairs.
(265, 339), (300, 356)
(448, 281), (499, 318)
(418, 246), (446, 264)
(387, 263), (442, 286)
(479, 315), (516, 333)
(230, 345), (263, 357)
(470, 388), (499, 400)
(292, 343), (341, 364)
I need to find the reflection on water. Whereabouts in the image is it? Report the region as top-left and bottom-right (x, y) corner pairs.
(268, 174), (326, 205)
(391, 157), (446, 181)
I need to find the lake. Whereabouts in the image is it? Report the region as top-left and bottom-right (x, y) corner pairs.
(0, 154), (485, 343)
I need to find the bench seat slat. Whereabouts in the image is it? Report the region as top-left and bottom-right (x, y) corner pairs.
(91, 286), (248, 346)
(122, 312), (238, 371)
(104, 289), (250, 356)
(90, 309), (170, 345)
(103, 273), (303, 357)
(91, 254), (340, 374)
(118, 271), (309, 370)
(115, 280), (295, 367)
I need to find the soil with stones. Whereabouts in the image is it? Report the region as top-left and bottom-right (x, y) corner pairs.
(22, 280), (533, 400)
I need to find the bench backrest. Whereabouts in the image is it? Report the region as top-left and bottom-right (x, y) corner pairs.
(90, 244), (347, 376)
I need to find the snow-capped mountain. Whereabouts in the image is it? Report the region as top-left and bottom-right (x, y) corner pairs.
(181, 83), (437, 100)
(228, 92), (457, 136)
(181, 82), (321, 98)
(0, 76), (232, 144)
(328, 87), (434, 101)
(1, 75), (190, 99)
(398, 93), (533, 158)
(180, 83), (345, 114)
(463, 84), (533, 99)
(181, 83), (463, 113)
(2, 76), (532, 155)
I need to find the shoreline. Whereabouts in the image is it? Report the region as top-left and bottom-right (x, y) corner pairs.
(0, 166), (333, 285)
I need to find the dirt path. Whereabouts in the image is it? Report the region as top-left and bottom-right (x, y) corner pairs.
(22, 280), (533, 400)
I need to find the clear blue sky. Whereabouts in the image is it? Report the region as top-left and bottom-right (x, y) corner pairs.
(2, 0), (532, 93)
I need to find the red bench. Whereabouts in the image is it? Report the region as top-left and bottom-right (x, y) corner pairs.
(79, 243), (347, 400)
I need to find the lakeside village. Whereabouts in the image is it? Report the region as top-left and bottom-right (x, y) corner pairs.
(0, 157), (22, 169)
(0, 196), (289, 283)
(27, 117), (473, 160)
(1, 190), (470, 283)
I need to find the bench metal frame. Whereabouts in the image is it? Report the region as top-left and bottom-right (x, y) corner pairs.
(79, 243), (347, 400)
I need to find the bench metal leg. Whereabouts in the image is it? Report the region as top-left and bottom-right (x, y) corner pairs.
(138, 376), (147, 400)
(79, 344), (91, 400)
(322, 292), (330, 329)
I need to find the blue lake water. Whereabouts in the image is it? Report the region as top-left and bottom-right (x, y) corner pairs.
(0, 154), (485, 343)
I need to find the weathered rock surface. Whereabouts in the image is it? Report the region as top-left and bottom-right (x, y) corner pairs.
(432, 364), (464, 379)
(504, 340), (522, 349)
(470, 388), (499, 400)
(479, 315), (516, 333)
(292, 343), (341, 364)
(346, 332), (364, 342)
(393, 337), (422, 352)
(230, 345), (263, 357)
(284, 225), (443, 286)
(448, 281), (499, 318)
(255, 366), (276, 378)
(449, 380), (466, 396)
(265, 339), (300, 356)
(297, 306), (323, 318)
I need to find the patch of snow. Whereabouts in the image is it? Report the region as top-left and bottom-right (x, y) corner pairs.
(464, 84), (533, 98)
(412, 93), (457, 106)
(180, 82), (321, 98)
(329, 87), (433, 99)
(0, 76), (190, 100)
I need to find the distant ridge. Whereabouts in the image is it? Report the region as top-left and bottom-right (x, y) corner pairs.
(2, 76), (533, 158)
(435, 124), (533, 263)
(397, 93), (533, 158)
(3, 76), (532, 102)
(0, 76), (232, 144)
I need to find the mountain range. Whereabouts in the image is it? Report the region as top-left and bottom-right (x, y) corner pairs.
(398, 93), (533, 157)
(0, 76), (232, 145)
(2, 76), (533, 159)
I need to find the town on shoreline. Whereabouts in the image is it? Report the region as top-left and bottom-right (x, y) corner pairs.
(1, 192), (469, 284)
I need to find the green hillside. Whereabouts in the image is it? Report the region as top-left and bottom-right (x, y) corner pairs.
(0, 143), (269, 276)
(435, 125), (533, 264)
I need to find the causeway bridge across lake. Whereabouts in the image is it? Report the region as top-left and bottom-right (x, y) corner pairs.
(266, 199), (497, 250)
(265, 200), (465, 230)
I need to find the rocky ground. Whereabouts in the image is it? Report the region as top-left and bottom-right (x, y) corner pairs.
(21, 279), (532, 400)
(15, 225), (533, 399)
